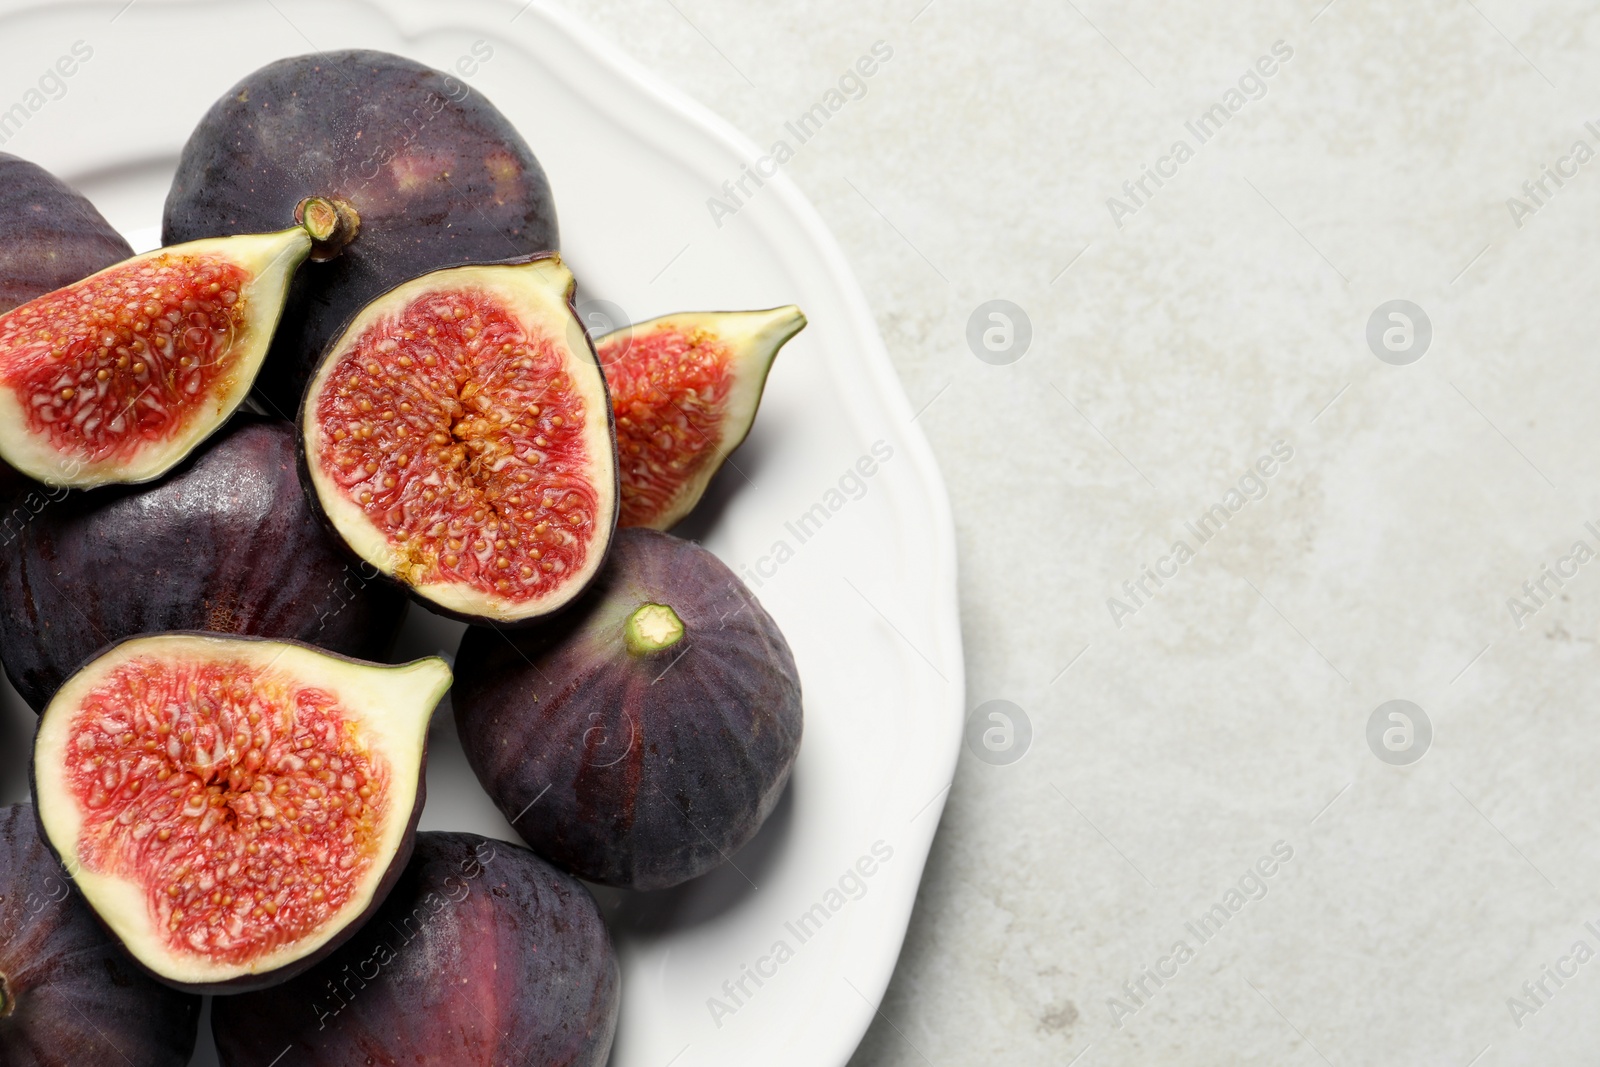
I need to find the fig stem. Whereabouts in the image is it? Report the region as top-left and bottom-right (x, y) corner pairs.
(294, 196), (361, 262)
(0, 973), (10, 1017)
(625, 603), (685, 655)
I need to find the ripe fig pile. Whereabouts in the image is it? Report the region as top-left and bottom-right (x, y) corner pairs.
(2, 44), (809, 1065)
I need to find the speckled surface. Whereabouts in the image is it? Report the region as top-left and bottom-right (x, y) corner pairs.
(548, 1), (1600, 1063)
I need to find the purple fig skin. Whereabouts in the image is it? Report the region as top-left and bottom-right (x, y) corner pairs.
(0, 804), (200, 1066)
(455, 528), (803, 890)
(27, 632), (432, 994)
(212, 831), (620, 1066)
(0, 412), (409, 712)
(162, 49), (559, 417)
(0, 154), (132, 316)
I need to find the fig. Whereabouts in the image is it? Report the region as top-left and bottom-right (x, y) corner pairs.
(212, 831), (619, 1067)
(0, 803), (200, 1066)
(300, 253), (618, 626)
(455, 527), (802, 889)
(32, 632), (451, 991)
(597, 306), (805, 530)
(0, 154), (132, 315)
(0, 211), (337, 488)
(163, 49), (559, 417)
(0, 413), (409, 712)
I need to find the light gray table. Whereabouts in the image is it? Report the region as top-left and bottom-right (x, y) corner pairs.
(555, 1), (1600, 1064)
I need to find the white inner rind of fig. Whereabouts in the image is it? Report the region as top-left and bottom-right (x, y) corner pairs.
(0, 229), (310, 488)
(302, 254), (617, 623)
(33, 634), (450, 987)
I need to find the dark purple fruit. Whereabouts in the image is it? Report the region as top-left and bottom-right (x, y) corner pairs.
(212, 831), (619, 1066)
(0, 154), (131, 315)
(0, 413), (409, 711)
(162, 49), (559, 417)
(0, 803), (199, 1065)
(455, 527), (803, 890)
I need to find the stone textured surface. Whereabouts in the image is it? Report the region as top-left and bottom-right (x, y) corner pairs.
(549, 1), (1600, 1063)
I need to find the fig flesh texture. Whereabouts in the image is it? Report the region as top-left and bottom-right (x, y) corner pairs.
(301, 253), (618, 626)
(213, 831), (619, 1067)
(0, 804), (200, 1066)
(0, 219), (325, 488)
(0, 155), (135, 494)
(163, 49), (559, 417)
(597, 305), (805, 530)
(455, 527), (802, 890)
(0, 154), (132, 315)
(0, 413), (409, 712)
(32, 633), (451, 992)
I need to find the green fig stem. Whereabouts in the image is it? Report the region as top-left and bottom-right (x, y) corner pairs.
(0, 972), (11, 1017)
(295, 196), (361, 262)
(625, 603), (685, 655)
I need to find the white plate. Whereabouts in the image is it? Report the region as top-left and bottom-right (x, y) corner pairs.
(0, 2), (963, 1063)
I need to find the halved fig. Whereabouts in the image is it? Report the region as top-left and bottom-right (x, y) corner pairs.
(301, 253), (618, 626)
(0, 413), (409, 712)
(164, 49), (559, 417)
(213, 831), (619, 1067)
(596, 306), (804, 530)
(0, 212), (335, 488)
(0, 804), (200, 1066)
(32, 633), (451, 992)
(0, 156), (135, 495)
(454, 528), (803, 889)
(0, 154), (132, 315)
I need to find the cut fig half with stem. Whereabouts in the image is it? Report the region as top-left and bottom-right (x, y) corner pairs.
(0, 200), (347, 489)
(32, 632), (451, 992)
(301, 253), (618, 626)
(596, 305), (804, 530)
